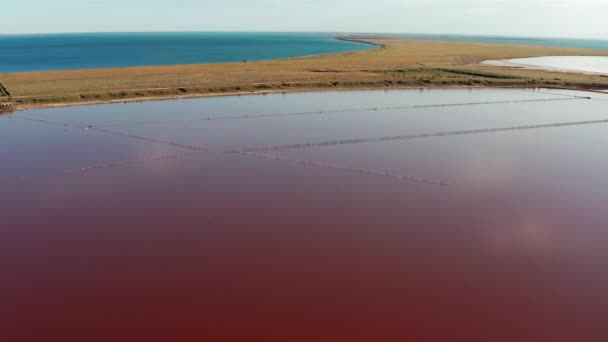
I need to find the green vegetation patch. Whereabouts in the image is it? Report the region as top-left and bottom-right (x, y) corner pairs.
(437, 68), (523, 79)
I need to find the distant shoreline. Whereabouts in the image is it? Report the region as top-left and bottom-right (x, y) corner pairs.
(3, 32), (608, 74)
(2, 39), (608, 112)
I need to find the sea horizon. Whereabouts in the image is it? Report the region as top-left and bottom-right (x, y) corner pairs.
(1, 30), (607, 41)
(1, 31), (607, 73)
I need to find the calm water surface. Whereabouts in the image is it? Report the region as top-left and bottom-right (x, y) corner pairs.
(0, 32), (374, 72)
(2, 88), (608, 341)
(507, 56), (608, 75)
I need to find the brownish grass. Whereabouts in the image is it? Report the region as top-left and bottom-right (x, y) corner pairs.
(1, 39), (608, 109)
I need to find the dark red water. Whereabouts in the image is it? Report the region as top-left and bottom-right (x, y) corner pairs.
(2, 89), (608, 341)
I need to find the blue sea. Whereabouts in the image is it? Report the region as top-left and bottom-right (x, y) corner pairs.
(1, 32), (607, 73)
(0, 32), (375, 73)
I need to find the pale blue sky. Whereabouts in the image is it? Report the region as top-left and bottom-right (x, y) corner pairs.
(3, 0), (607, 39)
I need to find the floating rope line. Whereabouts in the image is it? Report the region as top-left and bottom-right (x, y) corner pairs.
(91, 127), (207, 152)
(16, 113), (110, 129)
(229, 118), (608, 153)
(63, 151), (205, 173)
(17, 115), (87, 129)
(526, 88), (608, 101)
(16, 116), (207, 152)
(0, 151), (206, 185)
(234, 151), (450, 187)
(523, 88), (592, 99)
(98, 97), (584, 127)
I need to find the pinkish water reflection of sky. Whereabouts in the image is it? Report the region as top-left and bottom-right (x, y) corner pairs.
(2, 88), (608, 341)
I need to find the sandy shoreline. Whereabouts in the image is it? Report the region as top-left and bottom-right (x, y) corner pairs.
(8, 85), (494, 112)
(9, 83), (608, 113)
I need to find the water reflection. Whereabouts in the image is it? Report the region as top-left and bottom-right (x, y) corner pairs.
(2, 89), (608, 341)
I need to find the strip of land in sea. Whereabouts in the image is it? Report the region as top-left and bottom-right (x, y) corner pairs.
(1, 37), (608, 112)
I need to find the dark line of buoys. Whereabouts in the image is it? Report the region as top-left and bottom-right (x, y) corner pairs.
(523, 88), (593, 99)
(92, 127), (208, 152)
(65, 152), (205, 173)
(17, 116), (208, 152)
(234, 151), (450, 187)
(231, 118), (608, 153)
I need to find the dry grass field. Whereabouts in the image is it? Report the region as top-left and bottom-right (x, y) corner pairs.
(1, 38), (608, 110)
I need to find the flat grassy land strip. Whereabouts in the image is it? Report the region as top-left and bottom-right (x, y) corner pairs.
(2, 39), (608, 109)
